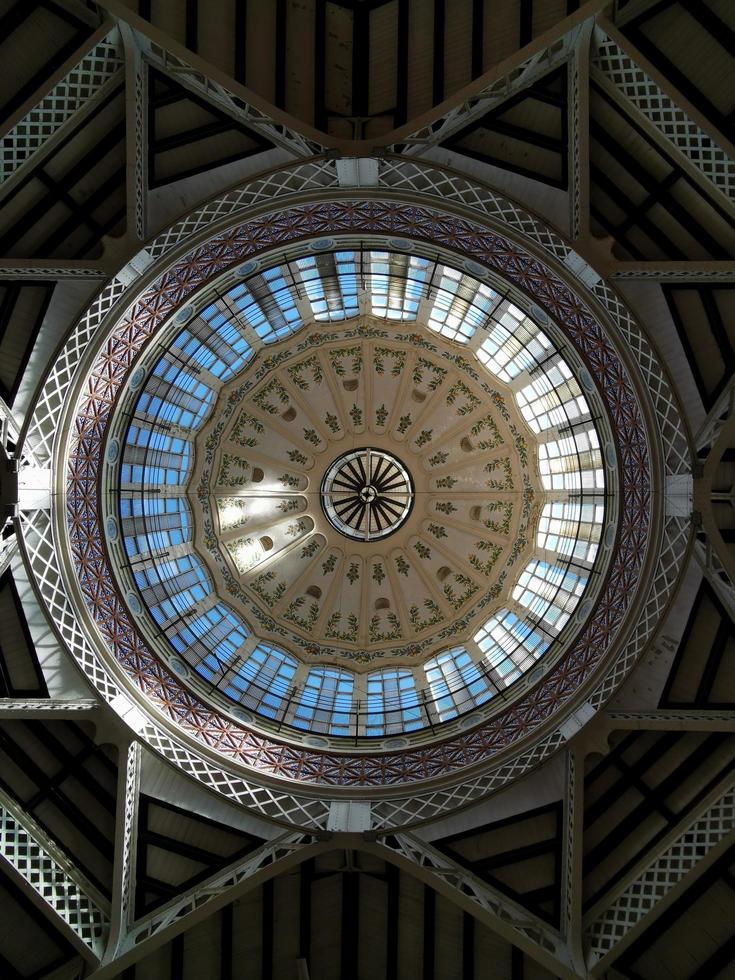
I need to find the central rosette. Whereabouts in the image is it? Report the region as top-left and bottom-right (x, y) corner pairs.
(191, 324), (543, 665)
(321, 448), (414, 541)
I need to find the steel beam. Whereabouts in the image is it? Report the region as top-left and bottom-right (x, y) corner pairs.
(0, 23), (123, 197)
(0, 786), (109, 962)
(85, 833), (333, 980)
(366, 833), (581, 979)
(0, 698), (99, 718)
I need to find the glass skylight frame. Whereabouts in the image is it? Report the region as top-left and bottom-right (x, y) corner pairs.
(105, 240), (617, 743)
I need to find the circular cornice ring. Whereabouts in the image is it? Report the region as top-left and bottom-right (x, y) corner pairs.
(65, 198), (650, 778)
(21, 158), (691, 828)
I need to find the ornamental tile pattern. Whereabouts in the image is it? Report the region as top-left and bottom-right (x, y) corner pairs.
(66, 201), (650, 786)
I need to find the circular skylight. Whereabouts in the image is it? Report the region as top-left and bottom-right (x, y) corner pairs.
(101, 246), (612, 740)
(320, 448), (414, 541)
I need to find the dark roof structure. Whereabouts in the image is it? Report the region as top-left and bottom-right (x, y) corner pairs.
(1, 2), (735, 979)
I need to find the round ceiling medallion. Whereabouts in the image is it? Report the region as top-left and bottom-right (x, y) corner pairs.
(320, 448), (414, 541)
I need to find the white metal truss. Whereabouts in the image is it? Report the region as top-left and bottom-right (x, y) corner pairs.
(568, 20), (593, 240)
(0, 24), (124, 192)
(390, 23), (583, 156)
(591, 21), (735, 210)
(605, 710), (735, 732)
(0, 260), (110, 281)
(105, 740), (141, 962)
(99, 0), (325, 160)
(88, 831), (330, 979)
(0, 785), (109, 961)
(369, 832), (579, 979)
(0, 698), (99, 718)
(584, 773), (735, 972)
(119, 23), (147, 242)
(562, 749), (586, 974)
(693, 537), (735, 625)
(609, 261), (735, 282)
(0, 396), (20, 578)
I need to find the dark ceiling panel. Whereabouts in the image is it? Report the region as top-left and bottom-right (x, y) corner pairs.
(147, 67), (275, 188)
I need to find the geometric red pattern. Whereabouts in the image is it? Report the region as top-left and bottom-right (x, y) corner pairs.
(66, 200), (650, 786)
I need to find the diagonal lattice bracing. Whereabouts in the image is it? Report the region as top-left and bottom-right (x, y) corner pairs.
(0, 787), (109, 959)
(0, 29), (124, 185)
(592, 27), (735, 205)
(372, 832), (578, 979)
(585, 778), (735, 967)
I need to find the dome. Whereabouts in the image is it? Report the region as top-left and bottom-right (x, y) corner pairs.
(47, 180), (665, 806)
(7, 4), (729, 976)
(102, 246), (610, 743)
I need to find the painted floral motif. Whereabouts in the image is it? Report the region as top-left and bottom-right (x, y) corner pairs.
(513, 432), (529, 467)
(300, 539), (320, 558)
(485, 457), (514, 490)
(349, 404), (363, 427)
(412, 358), (447, 390)
(217, 454), (250, 486)
(413, 541), (431, 560)
(226, 536), (256, 574)
(324, 412), (340, 434)
(346, 562), (360, 585)
(470, 414), (503, 450)
(483, 501), (514, 535)
(446, 380), (482, 415)
(395, 555), (410, 576)
(286, 519), (308, 537)
(277, 498), (300, 513)
(415, 429), (433, 447)
(373, 346), (405, 377)
(435, 501), (457, 515)
(443, 573), (479, 610)
(435, 475), (457, 489)
(427, 450), (449, 467)
(303, 428), (321, 447)
(287, 449), (308, 465)
(375, 403), (388, 427)
(427, 523), (448, 540)
(321, 554), (338, 575)
(216, 497), (249, 529)
(231, 411), (264, 448)
(250, 570), (287, 607)
(369, 613), (402, 642)
(284, 597), (320, 630)
(252, 378), (289, 414)
(469, 542), (503, 576)
(287, 355), (323, 389)
(409, 599), (443, 632)
(329, 346), (362, 376)
(279, 473), (300, 489)
(325, 611), (359, 642)
(397, 413), (412, 434)
(372, 563), (386, 585)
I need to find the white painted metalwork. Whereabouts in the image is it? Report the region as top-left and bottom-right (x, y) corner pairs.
(120, 23), (147, 242)
(131, 28), (324, 159)
(0, 698), (98, 718)
(87, 831), (328, 979)
(390, 25), (583, 156)
(591, 24), (735, 206)
(0, 786), (109, 959)
(105, 741), (141, 962)
(0, 27), (123, 188)
(585, 774), (735, 967)
(16, 156), (691, 828)
(372, 832), (578, 979)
